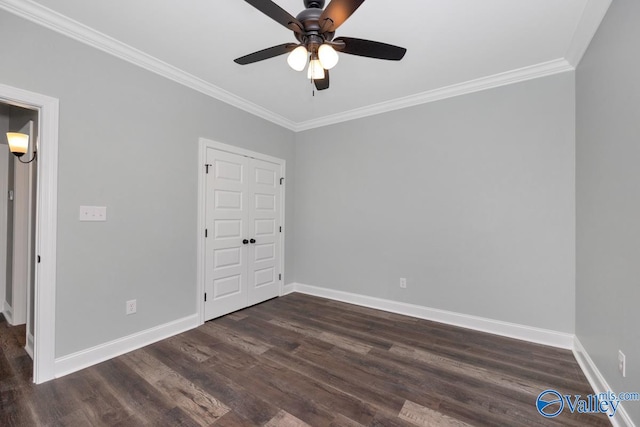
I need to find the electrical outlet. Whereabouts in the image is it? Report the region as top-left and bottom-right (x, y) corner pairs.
(400, 278), (407, 289)
(618, 350), (626, 377)
(126, 299), (137, 315)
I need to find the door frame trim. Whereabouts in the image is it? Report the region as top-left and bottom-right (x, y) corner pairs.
(197, 138), (285, 325)
(0, 83), (59, 384)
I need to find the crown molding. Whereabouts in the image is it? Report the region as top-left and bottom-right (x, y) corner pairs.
(294, 59), (574, 131)
(1, 0), (601, 133)
(0, 0), (298, 131)
(565, 0), (612, 67)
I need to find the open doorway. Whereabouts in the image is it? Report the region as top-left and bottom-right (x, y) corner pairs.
(1, 83), (59, 384)
(1, 103), (38, 362)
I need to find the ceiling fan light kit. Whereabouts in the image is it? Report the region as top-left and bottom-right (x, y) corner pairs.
(318, 43), (339, 69)
(287, 45), (309, 71)
(307, 55), (325, 80)
(235, 0), (407, 91)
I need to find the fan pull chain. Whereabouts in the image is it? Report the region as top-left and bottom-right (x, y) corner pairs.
(311, 78), (315, 97)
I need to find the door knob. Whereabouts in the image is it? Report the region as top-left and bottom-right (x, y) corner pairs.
(242, 239), (249, 244)
(250, 238), (256, 244)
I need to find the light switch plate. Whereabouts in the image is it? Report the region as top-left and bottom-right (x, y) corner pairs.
(79, 206), (107, 221)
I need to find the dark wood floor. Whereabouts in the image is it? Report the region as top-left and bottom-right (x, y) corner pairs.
(1, 293), (609, 426)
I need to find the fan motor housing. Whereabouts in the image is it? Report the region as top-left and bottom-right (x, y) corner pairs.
(295, 7), (335, 47)
(304, 0), (325, 8)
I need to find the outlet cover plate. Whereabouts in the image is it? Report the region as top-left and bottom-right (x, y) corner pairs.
(126, 299), (137, 315)
(618, 350), (626, 377)
(80, 206), (107, 221)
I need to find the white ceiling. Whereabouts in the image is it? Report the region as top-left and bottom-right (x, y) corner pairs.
(1, 0), (611, 130)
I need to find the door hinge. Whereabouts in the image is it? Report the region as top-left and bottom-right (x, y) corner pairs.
(8, 190), (14, 201)
(205, 229), (208, 238)
(279, 226), (282, 233)
(205, 164), (212, 174)
(280, 177), (284, 185)
(279, 274), (282, 281)
(37, 255), (41, 263)
(204, 293), (207, 302)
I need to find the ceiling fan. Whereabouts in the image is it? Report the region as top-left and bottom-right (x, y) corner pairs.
(234, 0), (407, 91)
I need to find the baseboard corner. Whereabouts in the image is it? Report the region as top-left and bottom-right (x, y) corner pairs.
(572, 337), (636, 427)
(54, 313), (199, 379)
(3, 300), (14, 325)
(282, 282), (296, 295)
(25, 332), (34, 359)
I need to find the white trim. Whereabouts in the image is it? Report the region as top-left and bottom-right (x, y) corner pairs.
(54, 314), (199, 379)
(9, 120), (34, 327)
(279, 162), (286, 296)
(0, 147), (8, 321)
(196, 141), (207, 326)
(0, 83), (59, 384)
(197, 138), (286, 321)
(573, 337), (636, 427)
(565, 0), (613, 67)
(289, 283), (574, 349)
(0, 0), (297, 132)
(0, 0), (599, 133)
(295, 59), (574, 131)
(25, 119), (36, 359)
(3, 300), (14, 324)
(200, 139), (285, 165)
(25, 332), (34, 359)
(282, 283), (295, 296)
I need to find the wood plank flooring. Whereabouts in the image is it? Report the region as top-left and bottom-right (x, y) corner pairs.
(0, 294), (610, 426)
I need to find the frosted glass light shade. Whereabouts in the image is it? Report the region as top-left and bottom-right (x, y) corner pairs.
(318, 44), (339, 69)
(6, 132), (29, 157)
(287, 46), (308, 71)
(307, 59), (325, 80)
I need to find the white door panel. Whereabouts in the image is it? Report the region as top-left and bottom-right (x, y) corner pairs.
(204, 148), (282, 321)
(204, 149), (248, 320)
(247, 158), (280, 306)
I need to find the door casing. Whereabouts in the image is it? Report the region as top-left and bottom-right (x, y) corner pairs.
(0, 83), (59, 384)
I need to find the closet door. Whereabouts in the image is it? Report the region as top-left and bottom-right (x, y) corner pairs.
(204, 147), (282, 321)
(247, 158), (281, 306)
(204, 149), (249, 320)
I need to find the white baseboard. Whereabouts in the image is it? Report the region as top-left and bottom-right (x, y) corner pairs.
(573, 337), (636, 427)
(290, 283), (574, 349)
(282, 283), (296, 295)
(25, 332), (34, 359)
(54, 314), (199, 379)
(3, 300), (14, 325)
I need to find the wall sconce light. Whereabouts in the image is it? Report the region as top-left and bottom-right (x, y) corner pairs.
(6, 132), (37, 164)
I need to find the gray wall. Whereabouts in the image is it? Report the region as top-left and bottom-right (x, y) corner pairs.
(576, 0), (640, 423)
(0, 10), (296, 357)
(294, 72), (576, 333)
(5, 7), (636, 413)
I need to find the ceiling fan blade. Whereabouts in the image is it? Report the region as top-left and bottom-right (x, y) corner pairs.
(244, 0), (304, 33)
(234, 43), (297, 65)
(319, 0), (365, 33)
(334, 37), (407, 60)
(314, 70), (330, 91)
